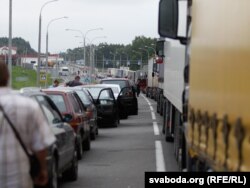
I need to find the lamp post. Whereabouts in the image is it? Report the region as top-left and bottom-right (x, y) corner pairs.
(8, 0), (12, 87)
(110, 51), (116, 68)
(45, 16), (68, 87)
(37, 0), (58, 87)
(89, 36), (106, 76)
(66, 29), (84, 65)
(132, 50), (142, 70)
(139, 47), (149, 67)
(145, 45), (156, 57)
(66, 27), (103, 68)
(121, 52), (129, 67)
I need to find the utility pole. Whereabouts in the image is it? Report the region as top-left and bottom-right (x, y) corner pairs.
(8, 0), (12, 87)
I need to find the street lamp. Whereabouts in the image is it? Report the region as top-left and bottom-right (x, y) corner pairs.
(132, 50), (142, 70)
(66, 29), (84, 65)
(37, 0), (58, 87)
(145, 45), (156, 57)
(89, 36), (107, 76)
(110, 51), (117, 68)
(66, 27), (103, 67)
(45, 16), (68, 87)
(139, 47), (149, 66)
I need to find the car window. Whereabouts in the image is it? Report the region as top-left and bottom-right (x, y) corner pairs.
(35, 95), (62, 124)
(110, 86), (119, 94)
(47, 94), (67, 113)
(75, 90), (91, 105)
(99, 90), (110, 99)
(84, 87), (103, 99)
(68, 93), (82, 113)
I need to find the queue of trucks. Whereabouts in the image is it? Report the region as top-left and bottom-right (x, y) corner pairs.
(145, 0), (250, 172)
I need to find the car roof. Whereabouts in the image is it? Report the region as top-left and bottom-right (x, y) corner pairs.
(77, 84), (111, 88)
(101, 78), (129, 81)
(99, 83), (121, 88)
(21, 90), (48, 97)
(20, 87), (41, 93)
(42, 87), (75, 94)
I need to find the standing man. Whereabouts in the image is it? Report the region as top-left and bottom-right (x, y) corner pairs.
(0, 61), (56, 188)
(65, 75), (83, 87)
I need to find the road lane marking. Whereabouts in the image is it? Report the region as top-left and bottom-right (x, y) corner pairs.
(142, 94), (166, 172)
(151, 112), (156, 120)
(155, 141), (166, 171)
(153, 122), (160, 135)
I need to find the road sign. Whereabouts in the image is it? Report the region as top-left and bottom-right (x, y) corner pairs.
(40, 73), (47, 82)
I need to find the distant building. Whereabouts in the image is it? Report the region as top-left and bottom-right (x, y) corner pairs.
(0, 46), (17, 55)
(20, 54), (64, 66)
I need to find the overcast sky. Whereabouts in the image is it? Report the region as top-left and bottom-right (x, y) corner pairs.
(1, 0), (159, 53)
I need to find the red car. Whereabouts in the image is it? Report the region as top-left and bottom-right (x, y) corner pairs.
(42, 88), (91, 160)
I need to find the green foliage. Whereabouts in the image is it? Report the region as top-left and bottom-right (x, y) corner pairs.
(0, 37), (37, 55)
(11, 66), (52, 89)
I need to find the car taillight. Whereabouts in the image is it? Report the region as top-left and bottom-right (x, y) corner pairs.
(70, 116), (82, 132)
(86, 106), (93, 119)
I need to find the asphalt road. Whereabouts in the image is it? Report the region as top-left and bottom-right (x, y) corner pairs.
(60, 94), (178, 188)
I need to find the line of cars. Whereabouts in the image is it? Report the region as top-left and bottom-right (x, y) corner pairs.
(18, 77), (138, 188)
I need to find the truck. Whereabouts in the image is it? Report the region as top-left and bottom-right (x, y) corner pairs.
(154, 0), (250, 172)
(146, 58), (159, 100)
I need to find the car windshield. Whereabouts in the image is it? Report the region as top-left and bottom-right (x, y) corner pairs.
(47, 94), (67, 113)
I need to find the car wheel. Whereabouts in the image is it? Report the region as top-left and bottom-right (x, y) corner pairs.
(64, 150), (78, 181)
(77, 137), (83, 160)
(83, 134), (91, 151)
(91, 130), (96, 140)
(113, 118), (118, 128)
(48, 156), (58, 188)
(96, 127), (99, 135)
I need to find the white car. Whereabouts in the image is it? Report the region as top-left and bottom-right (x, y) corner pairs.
(98, 84), (121, 99)
(59, 66), (70, 76)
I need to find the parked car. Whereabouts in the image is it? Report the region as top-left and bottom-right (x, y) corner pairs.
(42, 88), (91, 160)
(99, 78), (138, 118)
(66, 86), (98, 140)
(77, 84), (119, 127)
(21, 91), (78, 187)
(100, 84), (121, 99)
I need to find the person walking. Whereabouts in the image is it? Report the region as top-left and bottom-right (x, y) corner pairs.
(0, 62), (56, 188)
(65, 75), (83, 87)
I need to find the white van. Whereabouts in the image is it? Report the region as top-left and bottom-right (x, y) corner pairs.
(59, 66), (69, 76)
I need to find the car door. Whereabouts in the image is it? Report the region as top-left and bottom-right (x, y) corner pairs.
(35, 95), (75, 169)
(117, 86), (138, 117)
(96, 88), (118, 120)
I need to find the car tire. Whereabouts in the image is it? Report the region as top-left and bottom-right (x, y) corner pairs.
(64, 150), (78, 181)
(77, 137), (83, 160)
(91, 130), (96, 140)
(113, 118), (118, 128)
(96, 127), (99, 135)
(48, 156), (58, 188)
(83, 134), (91, 151)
